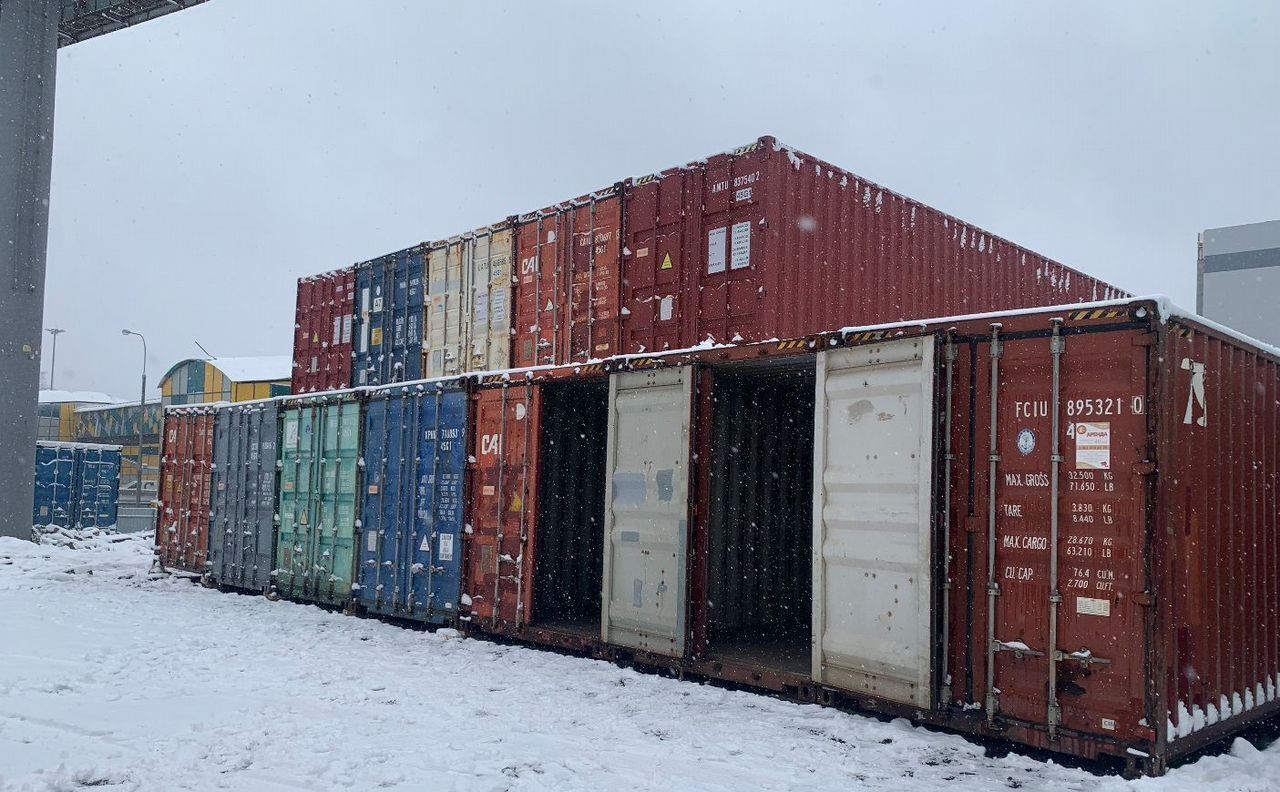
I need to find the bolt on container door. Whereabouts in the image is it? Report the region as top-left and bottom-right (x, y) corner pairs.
(812, 337), (937, 707)
(513, 191), (622, 368)
(601, 367), (692, 657)
(209, 402), (279, 593)
(353, 247), (426, 386)
(464, 382), (540, 632)
(32, 443), (75, 528)
(358, 383), (467, 623)
(74, 446), (121, 528)
(958, 325), (1149, 743)
(157, 411), (216, 574)
(277, 397), (362, 606)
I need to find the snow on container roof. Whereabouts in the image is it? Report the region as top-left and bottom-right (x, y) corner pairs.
(38, 390), (116, 405)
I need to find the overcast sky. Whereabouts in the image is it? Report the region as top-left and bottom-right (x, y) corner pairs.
(44, 1), (1280, 398)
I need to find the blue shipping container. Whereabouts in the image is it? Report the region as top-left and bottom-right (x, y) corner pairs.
(353, 246), (425, 387)
(33, 441), (122, 529)
(357, 380), (467, 623)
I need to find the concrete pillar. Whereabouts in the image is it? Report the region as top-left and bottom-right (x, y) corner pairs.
(0, 0), (59, 539)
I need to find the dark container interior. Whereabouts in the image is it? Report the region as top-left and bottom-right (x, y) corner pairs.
(532, 379), (610, 634)
(705, 360), (814, 674)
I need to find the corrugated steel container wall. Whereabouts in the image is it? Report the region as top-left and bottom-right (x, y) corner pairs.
(33, 444), (75, 527)
(276, 395), (362, 606)
(357, 381), (467, 623)
(156, 409), (216, 574)
(353, 246), (426, 387)
(1154, 316), (1280, 759)
(464, 381), (540, 631)
(513, 190), (623, 368)
(425, 224), (514, 378)
(291, 267), (356, 394)
(620, 136), (1127, 355)
(73, 445), (121, 528)
(208, 401), (279, 593)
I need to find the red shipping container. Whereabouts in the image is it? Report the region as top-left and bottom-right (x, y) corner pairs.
(513, 189), (623, 368)
(155, 407), (216, 575)
(291, 266), (356, 393)
(463, 366), (611, 648)
(620, 136), (1127, 354)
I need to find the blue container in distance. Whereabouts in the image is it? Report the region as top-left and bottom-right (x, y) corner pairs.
(357, 379), (467, 623)
(33, 441), (122, 529)
(353, 245), (425, 387)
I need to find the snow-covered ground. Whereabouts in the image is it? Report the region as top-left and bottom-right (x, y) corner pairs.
(1, 533), (1277, 792)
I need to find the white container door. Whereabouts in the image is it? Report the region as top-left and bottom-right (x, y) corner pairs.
(812, 336), (936, 707)
(601, 367), (692, 657)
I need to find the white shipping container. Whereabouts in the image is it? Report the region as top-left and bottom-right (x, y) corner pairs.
(425, 224), (513, 378)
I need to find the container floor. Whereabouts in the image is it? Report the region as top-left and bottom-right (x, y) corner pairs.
(709, 635), (811, 676)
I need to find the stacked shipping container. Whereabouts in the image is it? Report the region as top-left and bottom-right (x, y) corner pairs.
(290, 136), (1126, 387)
(292, 267), (356, 394)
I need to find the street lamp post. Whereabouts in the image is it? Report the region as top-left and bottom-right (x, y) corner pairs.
(45, 328), (65, 388)
(122, 329), (148, 505)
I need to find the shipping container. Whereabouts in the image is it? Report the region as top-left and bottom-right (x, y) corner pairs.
(425, 223), (513, 378)
(356, 379), (467, 623)
(619, 136), (1128, 355)
(207, 400), (279, 593)
(276, 393), (362, 606)
(32, 441), (122, 529)
(513, 189), (623, 368)
(156, 407), (217, 574)
(353, 246), (426, 386)
(463, 365), (611, 647)
(292, 267), (356, 394)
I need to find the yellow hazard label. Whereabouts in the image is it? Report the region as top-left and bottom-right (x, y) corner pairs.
(661, 253), (674, 270)
(371, 327), (383, 346)
(509, 494), (524, 512)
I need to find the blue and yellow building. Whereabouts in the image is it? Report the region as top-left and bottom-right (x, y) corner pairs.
(159, 357), (292, 406)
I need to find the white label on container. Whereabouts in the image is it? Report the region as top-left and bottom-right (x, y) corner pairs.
(1076, 596), (1111, 617)
(735, 187), (752, 202)
(659, 295), (674, 322)
(438, 533), (454, 562)
(342, 315), (352, 344)
(1075, 421), (1111, 470)
(730, 221), (751, 270)
(420, 535), (431, 552)
(284, 422), (298, 447)
(490, 290), (507, 324)
(361, 287), (370, 314)
(707, 227), (727, 274)
(372, 295), (383, 313)
(367, 531), (378, 553)
(332, 317), (342, 346)
(474, 293), (489, 324)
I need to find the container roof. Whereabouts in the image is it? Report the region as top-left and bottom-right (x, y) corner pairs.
(38, 390), (116, 405)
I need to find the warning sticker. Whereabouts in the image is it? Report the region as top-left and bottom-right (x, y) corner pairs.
(420, 535), (431, 552)
(1074, 421), (1111, 470)
(707, 227), (727, 274)
(371, 327), (383, 347)
(1076, 596), (1111, 617)
(661, 252), (674, 270)
(438, 533), (454, 562)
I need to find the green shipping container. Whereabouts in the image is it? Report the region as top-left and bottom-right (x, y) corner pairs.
(277, 395), (363, 606)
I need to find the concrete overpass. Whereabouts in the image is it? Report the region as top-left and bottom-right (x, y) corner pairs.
(1, 1), (211, 538)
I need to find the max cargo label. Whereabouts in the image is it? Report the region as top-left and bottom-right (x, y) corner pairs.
(438, 533), (454, 562)
(1076, 596), (1112, 617)
(1074, 421), (1111, 470)
(730, 222), (751, 269)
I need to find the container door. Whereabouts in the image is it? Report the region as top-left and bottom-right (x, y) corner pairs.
(812, 337), (936, 708)
(601, 367), (692, 657)
(417, 386), (467, 618)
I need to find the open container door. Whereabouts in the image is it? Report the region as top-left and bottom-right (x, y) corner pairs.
(812, 336), (937, 708)
(602, 367), (693, 657)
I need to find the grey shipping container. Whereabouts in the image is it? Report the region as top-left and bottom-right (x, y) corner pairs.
(208, 401), (280, 593)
